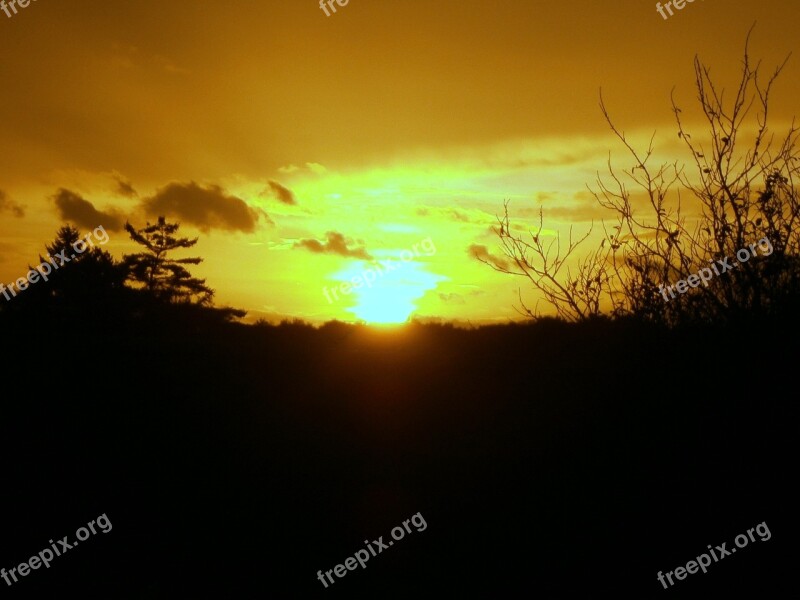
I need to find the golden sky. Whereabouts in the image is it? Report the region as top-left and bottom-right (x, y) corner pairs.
(1, 0), (798, 323)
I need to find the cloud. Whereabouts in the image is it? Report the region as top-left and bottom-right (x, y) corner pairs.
(112, 173), (137, 198)
(0, 189), (24, 218)
(294, 231), (372, 260)
(468, 243), (510, 270)
(534, 191), (558, 203)
(277, 162), (328, 176)
(438, 292), (466, 304)
(142, 181), (263, 233)
(52, 188), (125, 231)
(449, 209), (471, 222)
(516, 190), (610, 222)
(263, 180), (296, 205)
(307, 162), (328, 175)
(415, 205), (493, 225)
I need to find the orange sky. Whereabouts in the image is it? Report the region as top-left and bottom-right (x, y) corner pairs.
(1, 0), (798, 323)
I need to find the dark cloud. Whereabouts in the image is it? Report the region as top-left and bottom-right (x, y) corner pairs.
(263, 180), (296, 205)
(0, 189), (25, 218)
(52, 188), (125, 231)
(142, 181), (262, 233)
(294, 231), (372, 260)
(113, 173), (137, 198)
(468, 243), (510, 270)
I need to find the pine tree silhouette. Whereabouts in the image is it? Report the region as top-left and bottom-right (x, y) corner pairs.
(124, 216), (213, 305)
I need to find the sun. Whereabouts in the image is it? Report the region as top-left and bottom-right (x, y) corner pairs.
(327, 256), (446, 325)
(348, 284), (418, 324)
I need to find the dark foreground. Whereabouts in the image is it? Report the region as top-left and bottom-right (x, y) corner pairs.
(1, 312), (797, 598)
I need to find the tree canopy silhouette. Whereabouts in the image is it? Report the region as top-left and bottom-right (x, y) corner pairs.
(0, 225), (128, 320)
(124, 216), (214, 305)
(39, 225), (126, 298)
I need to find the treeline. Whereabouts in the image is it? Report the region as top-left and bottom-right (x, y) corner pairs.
(0, 217), (245, 329)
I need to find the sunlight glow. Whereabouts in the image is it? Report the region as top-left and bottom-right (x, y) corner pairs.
(328, 257), (446, 325)
(349, 283), (419, 324)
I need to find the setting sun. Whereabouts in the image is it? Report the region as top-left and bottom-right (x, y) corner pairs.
(325, 255), (445, 324)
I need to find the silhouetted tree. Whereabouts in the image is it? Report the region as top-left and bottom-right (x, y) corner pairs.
(40, 225), (126, 296)
(487, 29), (800, 325)
(44, 225), (83, 261)
(483, 202), (610, 321)
(124, 216), (214, 305)
(0, 225), (128, 321)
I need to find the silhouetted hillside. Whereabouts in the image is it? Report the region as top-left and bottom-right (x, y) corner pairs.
(1, 306), (797, 597)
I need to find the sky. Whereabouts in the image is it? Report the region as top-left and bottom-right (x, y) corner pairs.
(1, 0), (798, 324)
